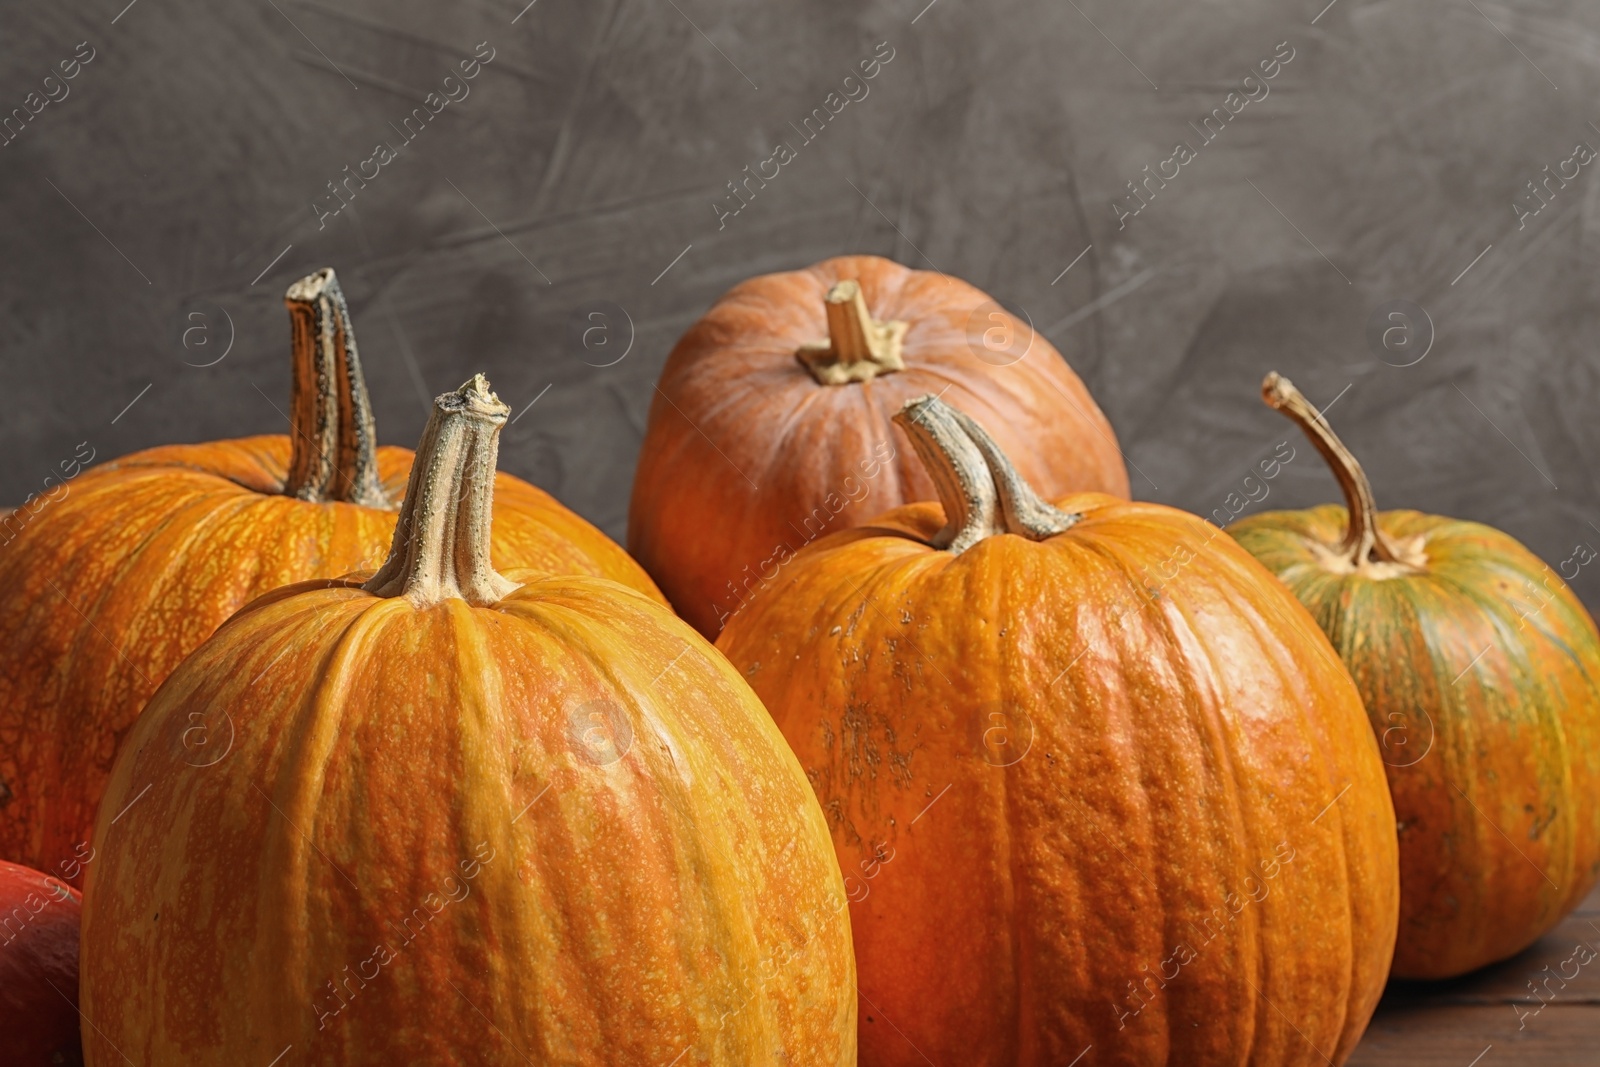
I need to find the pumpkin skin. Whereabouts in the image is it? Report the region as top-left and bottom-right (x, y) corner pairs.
(0, 860), (83, 1066)
(0, 270), (662, 884)
(79, 377), (855, 1067)
(717, 396), (1397, 1066)
(629, 254), (1130, 638)
(1229, 376), (1600, 979)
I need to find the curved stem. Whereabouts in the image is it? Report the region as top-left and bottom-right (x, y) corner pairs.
(894, 396), (1002, 552)
(949, 408), (1080, 541)
(796, 279), (909, 385)
(1261, 372), (1397, 564)
(892, 395), (1078, 553)
(363, 375), (520, 608)
(283, 268), (390, 508)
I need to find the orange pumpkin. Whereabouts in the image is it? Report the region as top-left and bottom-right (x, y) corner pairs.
(716, 395), (1397, 1065)
(629, 254), (1130, 637)
(0, 268), (662, 882)
(1230, 373), (1600, 978)
(80, 376), (854, 1066)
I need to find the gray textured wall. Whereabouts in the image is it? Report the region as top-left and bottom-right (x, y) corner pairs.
(4, 0), (1598, 610)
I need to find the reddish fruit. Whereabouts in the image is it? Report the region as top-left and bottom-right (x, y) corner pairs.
(0, 860), (82, 1066)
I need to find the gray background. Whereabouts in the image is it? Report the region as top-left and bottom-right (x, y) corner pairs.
(4, 0), (1598, 611)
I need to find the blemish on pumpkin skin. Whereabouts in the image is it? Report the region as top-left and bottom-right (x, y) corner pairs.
(1530, 805), (1557, 841)
(822, 797), (862, 848)
(884, 739), (914, 790)
(840, 702), (883, 788)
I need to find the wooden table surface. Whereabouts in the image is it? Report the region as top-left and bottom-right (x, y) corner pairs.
(1350, 886), (1600, 1065)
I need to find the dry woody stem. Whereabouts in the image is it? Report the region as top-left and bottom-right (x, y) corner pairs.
(283, 268), (390, 508)
(363, 375), (520, 608)
(893, 394), (1077, 553)
(796, 279), (909, 385)
(1261, 371), (1398, 565)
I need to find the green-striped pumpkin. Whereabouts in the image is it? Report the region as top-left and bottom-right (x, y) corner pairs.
(1229, 372), (1600, 978)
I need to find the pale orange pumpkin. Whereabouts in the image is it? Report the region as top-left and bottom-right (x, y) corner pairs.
(80, 376), (854, 1066)
(0, 269), (662, 882)
(629, 254), (1130, 637)
(717, 395), (1397, 1065)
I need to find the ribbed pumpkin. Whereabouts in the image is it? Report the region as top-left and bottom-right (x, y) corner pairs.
(716, 395), (1397, 1066)
(0, 268), (662, 882)
(1, 860), (83, 1065)
(80, 376), (854, 1066)
(629, 254), (1130, 638)
(1230, 373), (1600, 979)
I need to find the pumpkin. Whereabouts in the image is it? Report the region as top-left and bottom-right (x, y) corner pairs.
(629, 254), (1130, 638)
(0, 268), (662, 883)
(1229, 373), (1600, 978)
(79, 376), (855, 1066)
(716, 394), (1397, 1066)
(0, 860), (83, 1066)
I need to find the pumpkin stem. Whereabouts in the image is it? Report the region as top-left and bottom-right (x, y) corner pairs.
(282, 268), (391, 508)
(796, 279), (909, 385)
(362, 375), (521, 608)
(893, 395), (1078, 553)
(1261, 372), (1398, 565)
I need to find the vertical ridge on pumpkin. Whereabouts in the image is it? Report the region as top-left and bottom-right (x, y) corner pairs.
(434, 595), (528, 1057)
(485, 584), (852, 1060)
(1139, 540), (1266, 1058)
(254, 596), (393, 1046)
(1216, 561), (1361, 1059)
